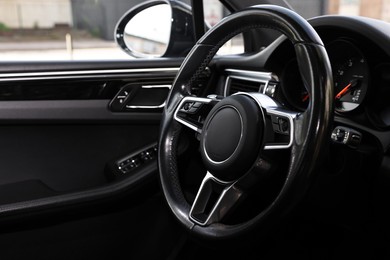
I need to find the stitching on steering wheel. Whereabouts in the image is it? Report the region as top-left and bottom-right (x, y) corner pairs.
(168, 124), (190, 210)
(186, 23), (286, 91)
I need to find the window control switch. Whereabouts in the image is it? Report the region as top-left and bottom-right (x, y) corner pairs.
(105, 143), (157, 180)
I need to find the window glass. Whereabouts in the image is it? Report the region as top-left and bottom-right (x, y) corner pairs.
(0, 0), (244, 61)
(203, 0), (244, 55)
(1, 1), (388, 61)
(0, 0), (140, 61)
(288, 0), (389, 22)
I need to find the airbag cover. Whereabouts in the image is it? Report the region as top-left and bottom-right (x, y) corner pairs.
(200, 95), (264, 181)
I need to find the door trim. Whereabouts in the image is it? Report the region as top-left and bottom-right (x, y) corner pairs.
(0, 68), (180, 82)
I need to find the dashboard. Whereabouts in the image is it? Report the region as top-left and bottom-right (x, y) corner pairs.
(217, 15), (390, 154)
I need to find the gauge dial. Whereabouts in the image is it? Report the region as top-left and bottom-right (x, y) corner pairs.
(328, 40), (369, 112)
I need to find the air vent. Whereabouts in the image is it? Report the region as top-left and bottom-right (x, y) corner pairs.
(227, 77), (265, 95)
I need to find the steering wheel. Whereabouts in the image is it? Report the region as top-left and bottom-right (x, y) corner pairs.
(158, 4), (333, 239)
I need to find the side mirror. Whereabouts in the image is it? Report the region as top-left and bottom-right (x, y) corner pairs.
(115, 0), (195, 58)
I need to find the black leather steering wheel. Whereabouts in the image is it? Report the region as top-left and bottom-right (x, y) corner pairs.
(158, 4), (333, 239)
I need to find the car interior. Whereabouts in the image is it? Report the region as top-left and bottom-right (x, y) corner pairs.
(0, 0), (389, 259)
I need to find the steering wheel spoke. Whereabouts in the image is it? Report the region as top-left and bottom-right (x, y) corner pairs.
(263, 107), (299, 150)
(189, 172), (243, 226)
(234, 92), (299, 150)
(173, 96), (220, 134)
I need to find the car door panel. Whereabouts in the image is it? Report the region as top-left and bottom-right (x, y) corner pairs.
(0, 59), (182, 216)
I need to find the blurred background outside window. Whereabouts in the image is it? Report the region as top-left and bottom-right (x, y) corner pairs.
(0, 0), (386, 61)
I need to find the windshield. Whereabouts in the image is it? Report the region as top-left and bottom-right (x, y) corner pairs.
(287, 0), (389, 21)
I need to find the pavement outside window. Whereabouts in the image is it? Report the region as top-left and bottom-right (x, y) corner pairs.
(0, 28), (130, 61)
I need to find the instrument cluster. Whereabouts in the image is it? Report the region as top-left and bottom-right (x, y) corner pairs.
(280, 38), (369, 114)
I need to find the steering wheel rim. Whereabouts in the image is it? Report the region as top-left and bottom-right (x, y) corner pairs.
(158, 4), (333, 239)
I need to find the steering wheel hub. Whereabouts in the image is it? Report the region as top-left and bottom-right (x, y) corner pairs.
(203, 106), (242, 162)
(200, 95), (264, 181)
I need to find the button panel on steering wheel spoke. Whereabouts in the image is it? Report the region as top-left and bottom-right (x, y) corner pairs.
(174, 96), (219, 133)
(271, 115), (290, 135)
(180, 101), (204, 114)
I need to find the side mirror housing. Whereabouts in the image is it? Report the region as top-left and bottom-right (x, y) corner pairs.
(115, 0), (195, 58)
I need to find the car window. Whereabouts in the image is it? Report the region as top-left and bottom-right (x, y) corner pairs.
(0, 0), (139, 61)
(4, 1), (381, 62)
(204, 0), (244, 55)
(288, 0), (389, 21)
(0, 0), (243, 61)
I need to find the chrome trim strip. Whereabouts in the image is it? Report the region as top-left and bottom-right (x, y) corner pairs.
(0, 68), (180, 78)
(141, 84), (172, 89)
(0, 68), (180, 82)
(126, 103), (166, 109)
